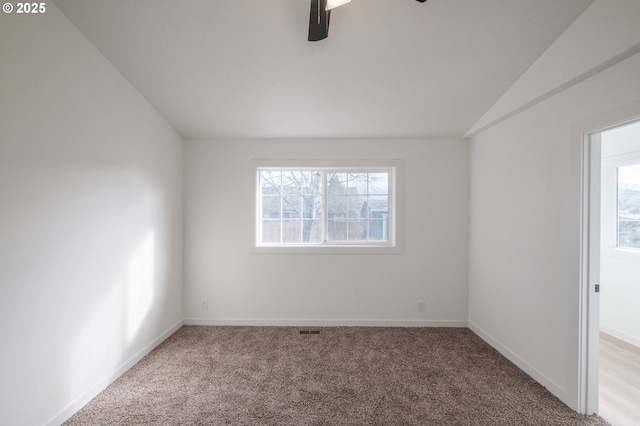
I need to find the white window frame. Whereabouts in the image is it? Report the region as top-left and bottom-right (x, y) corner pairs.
(250, 159), (403, 254)
(601, 151), (640, 260)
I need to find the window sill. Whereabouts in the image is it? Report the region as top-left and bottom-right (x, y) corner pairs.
(251, 244), (402, 255)
(601, 246), (640, 261)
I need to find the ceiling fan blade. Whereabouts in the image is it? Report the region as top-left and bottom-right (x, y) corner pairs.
(307, 0), (423, 42)
(308, 0), (330, 41)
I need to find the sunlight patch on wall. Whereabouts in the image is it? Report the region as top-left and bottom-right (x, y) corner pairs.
(127, 231), (155, 343)
(69, 283), (123, 400)
(69, 230), (157, 401)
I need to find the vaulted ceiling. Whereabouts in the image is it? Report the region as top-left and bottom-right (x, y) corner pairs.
(53, 0), (594, 139)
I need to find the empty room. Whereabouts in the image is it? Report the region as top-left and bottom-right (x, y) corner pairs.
(1, 0), (640, 425)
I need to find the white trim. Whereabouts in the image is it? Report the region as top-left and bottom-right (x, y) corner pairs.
(586, 131), (602, 415)
(600, 325), (640, 349)
(185, 318), (467, 328)
(249, 159), (404, 255)
(468, 321), (568, 398)
(249, 245), (402, 255)
(45, 319), (185, 426)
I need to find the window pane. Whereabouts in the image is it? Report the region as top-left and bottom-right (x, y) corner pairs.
(328, 173), (347, 195)
(618, 164), (640, 249)
(281, 171), (302, 194)
(368, 173), (388, 194)
(282, 194), (301, 219)
(368, 196), (388, 219)
(348, 220), (366, 241)
(619, 221), (640, 248)
(327, 220), (347, 241)
(348, 197), (365, 219)
(301, 171), (322, 195)
(302, 195), (322, 219)
(347, 173), (367, 194)
(282, 220), (302, 243)
(368, 219), (388, 241)
(261, 220), (281, 243)
(260, 171), (281, 194)
(328, 195), (347, 218)
(261, 195), (281, 219)
(302, 219), (323, 243)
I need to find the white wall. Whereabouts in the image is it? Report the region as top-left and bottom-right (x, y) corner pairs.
(0, 3), (184, 425)
(600, 122), (640, 347)
(468, 0), (640, 411)
(184, 138), (468, 326)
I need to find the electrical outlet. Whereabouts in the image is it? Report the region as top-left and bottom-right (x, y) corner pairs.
(201, 299), (208, 310)
(417, 301), (425, 313)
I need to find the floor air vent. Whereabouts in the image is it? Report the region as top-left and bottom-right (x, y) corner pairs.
(299, 330), (321, 335)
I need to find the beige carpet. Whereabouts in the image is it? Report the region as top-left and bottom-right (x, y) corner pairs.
(64, 326), (608, 425)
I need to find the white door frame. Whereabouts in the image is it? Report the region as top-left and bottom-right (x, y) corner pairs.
(576, 101), (640, 415)
(579, 129), (601, 415)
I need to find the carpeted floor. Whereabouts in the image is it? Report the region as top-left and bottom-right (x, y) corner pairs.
(64, 326), (608, 425)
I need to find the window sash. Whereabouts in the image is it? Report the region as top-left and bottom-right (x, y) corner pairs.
(616, 163), (640, 250)
(256, 167), (394, 247)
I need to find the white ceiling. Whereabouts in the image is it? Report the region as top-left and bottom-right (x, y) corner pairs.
(53, 0), (594, 139)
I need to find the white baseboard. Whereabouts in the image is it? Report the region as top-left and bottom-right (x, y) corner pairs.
(468, 321), (571, 408)
(45, 319), (185, 426)
(600, 325), (640, 348)
(184, 318), (468, 327)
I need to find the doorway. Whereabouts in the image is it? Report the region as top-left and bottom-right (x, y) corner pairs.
(597, 121), (640, 425)
(579, 106), (640, 420)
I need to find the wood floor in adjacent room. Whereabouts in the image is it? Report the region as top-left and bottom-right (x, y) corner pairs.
(599, 333), (640, 426)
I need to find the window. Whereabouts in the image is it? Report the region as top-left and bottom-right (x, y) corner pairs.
(600, 119), (640, 258)
(617, 164), (640, 249)
(251, 161), (401, 253)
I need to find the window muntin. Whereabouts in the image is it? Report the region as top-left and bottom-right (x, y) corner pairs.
(617, 164), (640, 249)
(257, 167), (394, 247)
